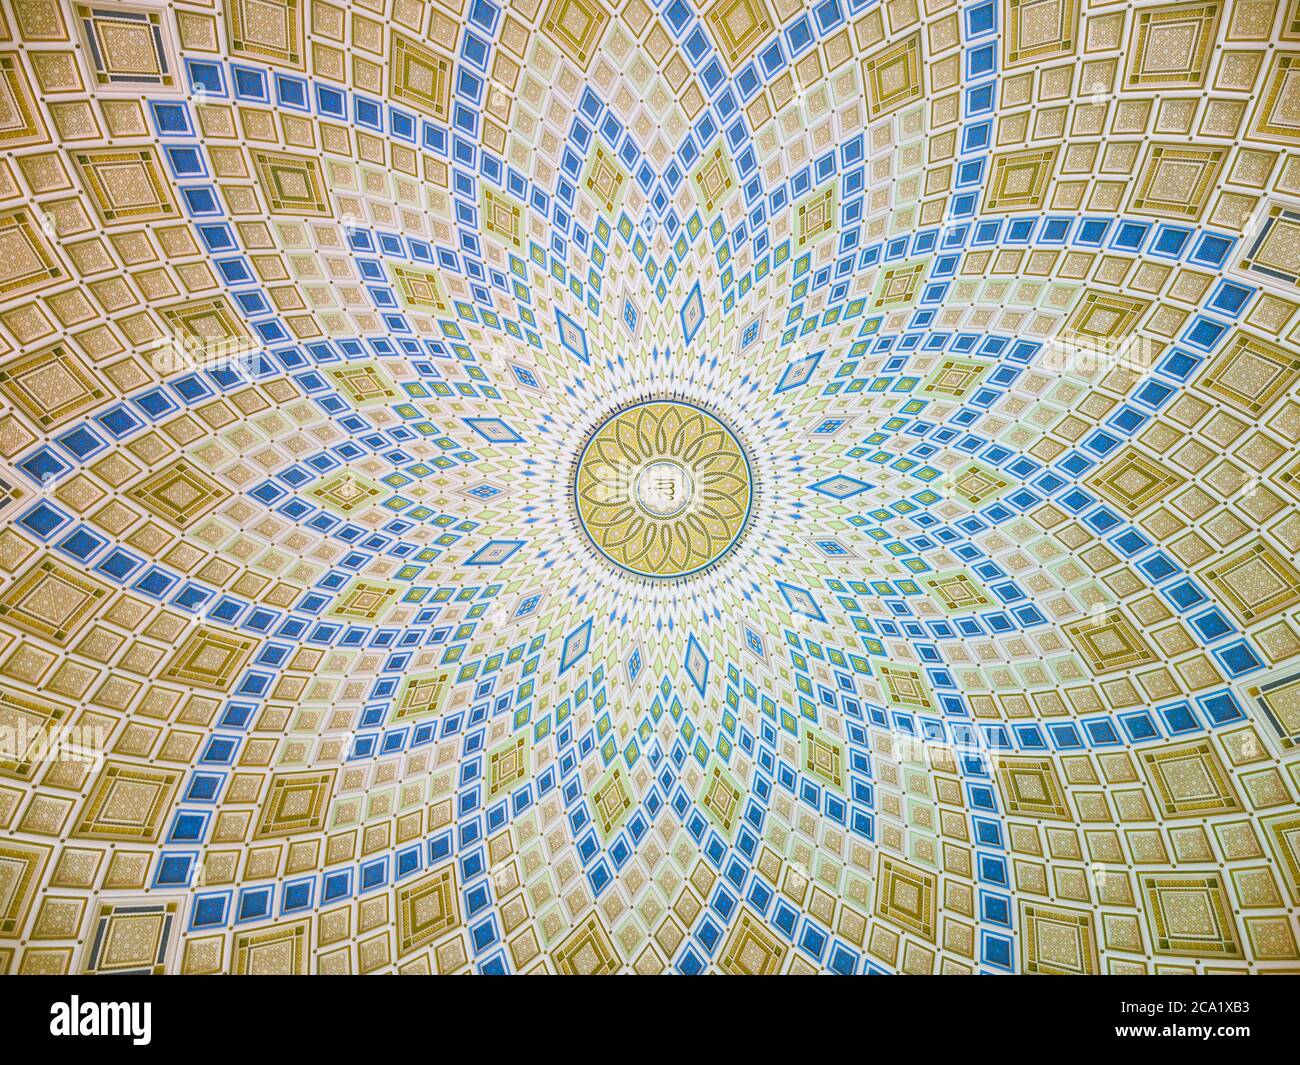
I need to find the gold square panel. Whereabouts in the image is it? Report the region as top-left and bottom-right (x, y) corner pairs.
(1128, 144), (1227, 220)
(391, 266), (450, 314)
(1064, 609), (1159, 674)
(327, 362), (401, 406)
(862, 31), (924, 119)
(226, 0), (303, 70)
(0, 53), (48, 144)
(0, 681), (71, 780)
(795, 187), (837, 248)
(0, 841), (52, 937)
(948, 462), (1011, 505)
(0, 342), (104, 429)
(481, 186), (525, 250)
(692, 142), (737, 215)
(552, 913), (620, 974)
(161, 298), (256, 359)
(1060, 290), (1151, 342)
(396, 865), (460, 957)
(253, 770), (336, 839)
(1199, 539), (1300, 624)
(922, 571), (993, 612)
(1262, 812), (1300, 904)
(390, 33), (453, 121)
(328, 579), (399, 621)
(1249, 671), (1300, 750)
(875, 857), (937, 942)
(922, 358), (988, 401)
(873, 262), (925, 309)
(0, 210), (65, 300)
(801, 725), (846, 792)
(83, 900), (177, 974)
(718, 909), (787, 974)
(705, 0), (776, 73)
(1004, 0), (1079, 67)
(390, 670), (453, 723)
(592, 763), (635, 839)
(1195, 330), (1300, 415)
(233, 919), (311, 974)
(996, 756), (1071, 820)
(486, 734), (530, 799)
(541, 0), (611, 71)
(0, 555), (110, 645)
(983, 147), (1058, 214)
(584, 143), (629, 214)
(73, 761), (183, 842)
(698, 762), (743, 838)
(74, 3), (178, 89)
(158, 625), (256, 692)
(251, 149), (330, 217)
(1140, 739), (1243, 818)
(73, 147), (180, 225)
(1086, 447), (1188, 516)
(308, 468), (384, 515)
(1123, 2), (1222, 89)
(126, 457), (230, 529)
(1238, 203), (1300, 286)
(1249, 51), (1300, 144)
(1139, 873), (1243, 958)
(879, 663), (934, 710)
(1021, 902), (1099, 974)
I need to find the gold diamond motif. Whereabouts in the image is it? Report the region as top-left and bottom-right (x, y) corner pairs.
(705, 0), (776, 72)
(1087, 448), (1188, 516)
(396, 865), (459, 957)
(0, 343), (103, 429)
(1200, 540), (1300, 624)
(1021, 902), (1099, 975)
(1195, 331), (1300, 415)
(1005, 0), (1079, 67)
(0, 210), (64, 299)
(983, 147), (1058, 213)
(1064, 609), (1159, 674)
(251, 149), (330, 217)
(226, 0), (303, 69)
(1140, 873), (1242, 958)
(540, 0), (610, 71)
(1124, 2), (1222, 88)
(390, 33), (453, 121)
(126, 458), (230, 529)
(1128, 144), (1227, 220)
(73, 762), (184, 842)
(875, 857), (937, 942)
(253, 770), (336, 839)
(159, 626), (256, 692)
(862, 31), (924, 119)
(718, 910), (787, 974)
(0, 556), (109, 645)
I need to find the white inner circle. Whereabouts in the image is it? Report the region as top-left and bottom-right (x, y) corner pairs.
(633, 460), (694, 518)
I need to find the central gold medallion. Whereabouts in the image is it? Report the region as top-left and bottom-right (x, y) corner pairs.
(573, 400), (753, 578)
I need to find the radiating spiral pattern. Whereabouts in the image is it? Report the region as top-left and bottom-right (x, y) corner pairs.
(574, 400), (752, 577)
(1, 0), (1300, 979)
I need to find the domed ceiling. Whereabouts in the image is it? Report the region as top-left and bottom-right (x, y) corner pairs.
(0, 0), (1298, 976)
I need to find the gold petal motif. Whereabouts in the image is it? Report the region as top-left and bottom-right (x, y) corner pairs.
(574, 401), (752, 577)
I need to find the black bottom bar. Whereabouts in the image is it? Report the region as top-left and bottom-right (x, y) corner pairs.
(0, 974), (1290, 1053)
